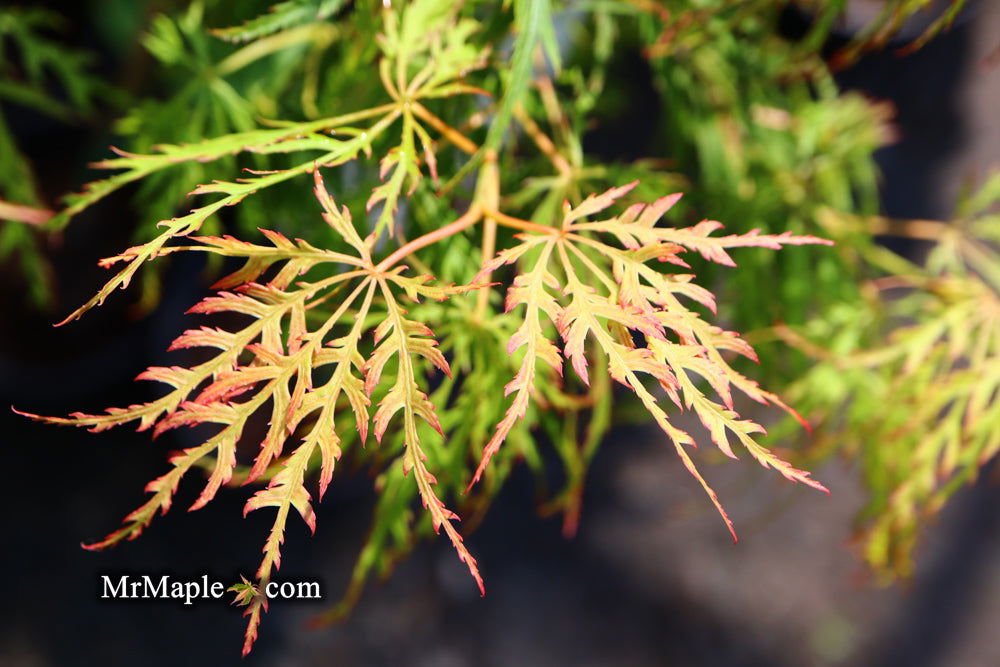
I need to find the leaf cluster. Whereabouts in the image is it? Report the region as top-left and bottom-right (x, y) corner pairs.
(777, 173), (1000, 579)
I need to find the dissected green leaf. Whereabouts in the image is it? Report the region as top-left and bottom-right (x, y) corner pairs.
(780, 176), (1000, 580)
(212, 0), (350, 42)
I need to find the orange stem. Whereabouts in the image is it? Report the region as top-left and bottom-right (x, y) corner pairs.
(483, 208), (557, 235)
(373, 206), (557, 274)
(514, 107), (571, 176)
(475, 154), (500, 318)
(0, 200), (54, 226)
(375, 205), (483, 272)
(411, 103), (479, 155)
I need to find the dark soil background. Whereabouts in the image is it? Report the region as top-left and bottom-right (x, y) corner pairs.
(1, 3), (998, 666)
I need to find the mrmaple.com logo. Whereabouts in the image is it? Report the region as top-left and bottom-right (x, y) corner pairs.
(99, 573), (322, 605)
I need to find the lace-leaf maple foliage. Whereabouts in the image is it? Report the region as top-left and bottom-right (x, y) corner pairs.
(469, 182), (831, 535)
(19, 174), (831, 653)
(14, 0), (837, 656)
(776, 173), (1000, 580)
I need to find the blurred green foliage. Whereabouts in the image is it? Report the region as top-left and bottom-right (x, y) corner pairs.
(0, 7), (111, 305)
